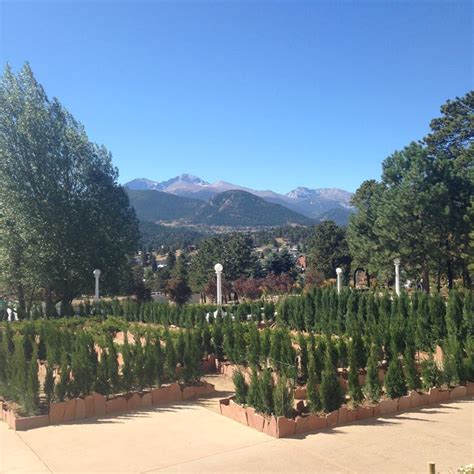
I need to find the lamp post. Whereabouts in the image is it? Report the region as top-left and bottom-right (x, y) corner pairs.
(394, 258), (401, 296)
(214, 263), (223, 307)
(336, 267), (343, 295)
(93, 269), (101, 301)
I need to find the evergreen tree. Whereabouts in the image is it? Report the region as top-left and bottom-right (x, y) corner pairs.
(364, 344), (381, 402)
(106, 336), (120, 393)
(384, 345), (407, 399)
(232, 370), (248, 405)
(143, 336), (157, 389)
(95, 347), (110, 396)
(247, 369), (260, 409)
(212, 319), (224, 360)
(121, 334), (134, 392)
(319, 349), (344, 412)
(164, 331), (177, 381)
(298, 332), (308, 384)
(258, 369), (274, 415)
(24, 345), (40, 415)
(247, 323), (260, 367)
(175, 331), (186, 366)
(260, 327), (271, 363)
(403, 348), (419, 391)
(306, 352), (322, 413)
(55, 355), (70, 402)
(446, 291), (464, 340)
(420, 355), (442, 390)
(348, 342), (363, 406)
(44, 362), (55, 405)
(273, 376), (294, 418)
(442, 335), (463, 387)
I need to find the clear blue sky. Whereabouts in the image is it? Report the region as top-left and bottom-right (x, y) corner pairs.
(1, 1), (472, 193)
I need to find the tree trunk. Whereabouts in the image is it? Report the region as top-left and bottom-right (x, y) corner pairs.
(462, 264), (472, 289)
(446, 257), (453, 290)
(44, 288), (55, 318)
(422, 266), (430, 294)
(436, 263), (441, 292)
(16, 284), (26, 319)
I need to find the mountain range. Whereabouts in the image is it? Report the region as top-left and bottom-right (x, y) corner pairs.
(124, 174), (355, 227)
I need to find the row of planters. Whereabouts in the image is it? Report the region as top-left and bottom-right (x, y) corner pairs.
(2, 380), (215, 431)
(0, 320), (217, 427)
(219, 383), (473, 438)
(222, 338), (473, 437)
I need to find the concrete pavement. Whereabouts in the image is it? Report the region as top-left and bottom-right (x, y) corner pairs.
(0, 378), (472, 473)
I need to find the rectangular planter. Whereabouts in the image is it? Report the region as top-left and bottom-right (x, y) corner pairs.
(15, 414), (49, 431)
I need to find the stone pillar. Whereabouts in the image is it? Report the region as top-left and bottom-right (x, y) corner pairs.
(336, 267), (343, 295)
(214, 263), (223, 306)
(93, 269), (101, 301)
(394, 259), (400, 296)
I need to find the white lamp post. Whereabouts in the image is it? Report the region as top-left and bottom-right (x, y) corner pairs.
(214, 263), (223, 306)
(93, 269), (101, 301)
(394, 258), (401, 296)
(336, 267), (343, 294)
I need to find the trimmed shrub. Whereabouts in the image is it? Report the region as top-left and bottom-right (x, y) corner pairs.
(273, 375), (294, 418)
(232, 370), (248, 405)
(384, 347), (407, 399)
(319, 350), (344, 412)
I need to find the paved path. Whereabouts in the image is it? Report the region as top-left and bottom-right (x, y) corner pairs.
(1, 379), (472, 473)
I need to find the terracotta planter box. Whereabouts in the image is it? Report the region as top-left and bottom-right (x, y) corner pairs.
(379, 399), (398, 416)
(228, 400), (248, 426)
(437, 389), (450, 403)
(276, 416), (296, 437)
(168, 383), (183, 402)
(326, 410), (339, 427)
(408, 391), (430, 408)
(398, 395), (411, 411)
(428, 387), (440, 405)
(219, 398), (231, 416)
(182, 386), (196, 400)
(75, 398), (86, 420)
(126, 393), (141, 411)
(106, 396), (127, 414)
(307, 413), (328, 431)
(152, 386), (168, 405)
(193, 384), (208, 397)
(6, 410), (16, 430)
(63, 399), (76, 422)
(246, 407), (265, 432)
(93, 393), (106, 417)
(49, 402), (66, 425)
(140, 392), (152, 408)
(15, 414), (49, 431)
(295, 415), (312, 434)
(356, 406), (373, 420)
(85, 395), (95, 418)
(205, 382), (215, 395)
(294, 387), (307, 400)
(263, 416), (278, 437)
(338, 405), (357, 424)
(467, 382), (474, 396)
(450, 385), (467, 400)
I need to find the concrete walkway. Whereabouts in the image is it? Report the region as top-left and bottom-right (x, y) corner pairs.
(1, 380), (472, 473)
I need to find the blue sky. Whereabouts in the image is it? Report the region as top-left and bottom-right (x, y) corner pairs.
(1, 1), (472, 193)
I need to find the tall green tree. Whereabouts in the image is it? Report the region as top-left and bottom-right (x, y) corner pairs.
(0, 63), (139, 314)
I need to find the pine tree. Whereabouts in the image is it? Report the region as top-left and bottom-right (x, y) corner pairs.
(233, 321), (246, 365)
(258, 369), (274, 415)
(446, 290), (463, 340)
(175, 331), (186, 366)
(247, 369), (260, 409)
(348, 342), (363, 406)
(164, 331), (177, 382)
(143, 336), (157, 389)
(95, 347), (110, 396)
(121, 334), (134, 391)
(273, 375), (294, 418)
(364, 344), (381, 402)
(106, 336), (120, 394)
(319, 349), (344, 412)
(420, 355), (441, 390)
(212, 319), (224, 360)
(24, 345), (40, 415)
(403, 348), (419, 391)
(298, 332), (308, 384)
(260, 327), (271, 363)
(247, 323), (260, 367)
(44, 362), (55, 405)
(232, 370), (248, 405)
(384, 345), (407, 399)
(55, 355), (70, 402)
(442, 335), (463, 387)
(306, 352), (321, 413)
(11, 335), (28, 402)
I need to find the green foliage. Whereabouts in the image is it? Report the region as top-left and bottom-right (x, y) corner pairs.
(257, 369), (274, 416)
(306, 352), (321, 413)
(298, 332), (308, 383)
(348, 342), (363, 406)
(55, 356), (70, 402)
(232, 370), (248, 405)
(319, 349), (344, 413)
(364, 344), (381, 402)
(384, 347), (407, 399)
(403, 348), (419, 391)
(121, 334), (134, 392)
(247, 323), (260, 367)
(420, 356), (442, 390)
(273, 376), (294, 418)
(44, 363), (55, 405)
(24, 346), (40, 416)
